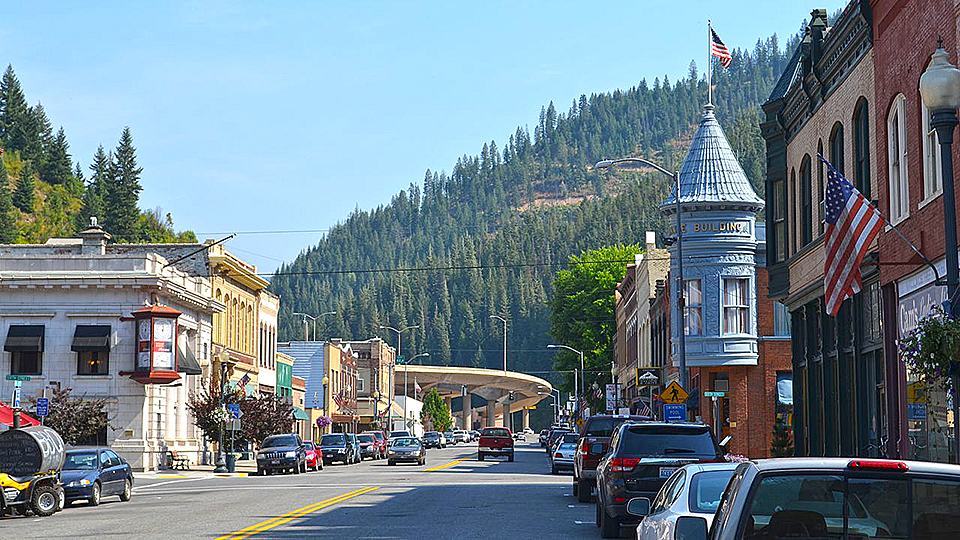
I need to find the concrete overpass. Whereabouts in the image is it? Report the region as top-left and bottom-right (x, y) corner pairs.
(394, 364), (552, 431)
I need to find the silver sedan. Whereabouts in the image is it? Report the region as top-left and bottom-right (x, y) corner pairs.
(551, 441), (576, 475)
(632, 462), (739, 540)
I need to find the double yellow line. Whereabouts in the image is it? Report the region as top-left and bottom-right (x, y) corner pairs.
(423, 453), (477, 472)
(215, 486), (380, 540)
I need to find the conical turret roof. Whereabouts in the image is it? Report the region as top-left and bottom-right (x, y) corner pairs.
(661, 104), (764, 213)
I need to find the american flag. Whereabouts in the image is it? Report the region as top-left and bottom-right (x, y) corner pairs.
(636, 400), (653, 418)
(237, 373), (250, 389)
(414, 380), (422, 396)
(332, 391), (344, 409)
(822, 156), (884, 316)
(710, 27), (732, 68)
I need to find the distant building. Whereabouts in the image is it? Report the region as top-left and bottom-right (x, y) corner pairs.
(342, 338), (396, 432)
(278, 340), (359, 439)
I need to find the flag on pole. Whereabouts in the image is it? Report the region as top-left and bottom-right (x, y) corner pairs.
(414, 379), (422, 397)
(237, 373), (250, 389)
(821, 155), (884, 316)
(333, 391), (344, 409)
(710, 27), (732, 68)
(636, 400), (653, 418)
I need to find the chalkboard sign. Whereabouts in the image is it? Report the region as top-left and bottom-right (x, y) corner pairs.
(0, 426), (65, 477)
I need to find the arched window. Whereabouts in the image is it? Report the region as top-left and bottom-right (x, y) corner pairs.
(214, 289), (222, 342)
(801, 155), (812, 245)
(817, 140), (825, 236)
(239, 302), (246, 352)
(829, 122), (845, 175)
(853, 98), (871, 199)
(921, 93), (943, 202)
(247, 306), (253, 353)
(888, 94), (909, 223)
(790, 167), (797, 255)
(233, 299), (239, 349)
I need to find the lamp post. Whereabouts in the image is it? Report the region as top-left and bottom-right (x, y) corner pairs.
(293, 311), (336, 341)
(547, 344), (583, 416)
(596, 157), (688, 393)
(490, 315), (508, 372)
(213, 351), (233, 473)
(538, 385), (561, 424)
(379, 324), (420, 427)
(920, 40), (960, 465)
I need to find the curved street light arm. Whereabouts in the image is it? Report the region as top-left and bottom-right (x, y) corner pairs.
(595, 157), (674, 179)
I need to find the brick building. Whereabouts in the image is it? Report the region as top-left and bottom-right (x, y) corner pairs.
(761, 4), (886, 458)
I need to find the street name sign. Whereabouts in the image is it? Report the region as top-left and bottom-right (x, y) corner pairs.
(663, 403), (686, 422)
(704, 391), (726, 398)
(5, 375), (31, 381)
(660, 381), (689, 404)
(35, 398), (48, 417)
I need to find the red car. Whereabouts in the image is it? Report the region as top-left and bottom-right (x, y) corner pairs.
(360, 430), (387, 459)
(303, 440), (323, 471)
(478, 427), (514, 461)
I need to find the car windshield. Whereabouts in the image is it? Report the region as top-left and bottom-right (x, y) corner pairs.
(558, 443), (576, 451)
(303, 441), (315, 450)
(562, 432), (579, 443)
(63, 451), (98, 470)
(483, 428), (510, 438)
(424, 432), (438, 437)
(321, 434), (346, 445)
(621, 426), (718, 457)
(262, 435), (298, 448)
(688, 469), (736, 513)
(358, 435), (375, 443)
(391, 438), (420, 447)
(584, 417), (637, 437)
(390, 431), (409, 438)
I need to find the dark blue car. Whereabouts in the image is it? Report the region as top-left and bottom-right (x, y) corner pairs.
(61, 448), (133, 506)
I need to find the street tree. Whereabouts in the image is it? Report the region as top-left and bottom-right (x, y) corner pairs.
(420, 388), (453, 432)
(28, 387), (110, 446)
(238, 392), (295, 446)
(549, 244), (642, 411)
(186, 387), (243, 446)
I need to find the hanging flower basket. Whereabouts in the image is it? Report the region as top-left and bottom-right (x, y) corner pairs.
(316, 416), (332, 428)
(899, 304), (960, 396)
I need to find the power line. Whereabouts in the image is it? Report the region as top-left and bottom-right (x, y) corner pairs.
(195, 229), (331, 235)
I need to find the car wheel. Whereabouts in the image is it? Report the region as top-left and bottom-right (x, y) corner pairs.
(577, 479), (592, 503)
(119, 479), (132, 502)
(572, 477), (579, 496)
(301, 460), (308, 474)
(88, 482), (102, 507)
(56, 486), (65, 512)
(388, 460), (396, 466)
(31, 485), (59, 517)
(598, 499), (620, 538)
(595, 499), (602, 528)
(508, 453), (514, 462)
(478, 453), (484, 461)
(551, 464), (558, 475)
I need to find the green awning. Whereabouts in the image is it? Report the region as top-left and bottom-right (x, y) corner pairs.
(292, 407), (309, 420)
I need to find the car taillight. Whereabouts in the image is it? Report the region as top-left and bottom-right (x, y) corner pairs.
(555, 452), (563, 458)
(848, 460), (909, 471)
(580, 440), (590, 456)
(610, 457), (640, 472)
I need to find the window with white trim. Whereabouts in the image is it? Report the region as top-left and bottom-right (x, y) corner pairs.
(921, 100), (943, 202)
(683, 279), (702, 336)
(723, 278), (750, 334)
(888, 94), (909, 222)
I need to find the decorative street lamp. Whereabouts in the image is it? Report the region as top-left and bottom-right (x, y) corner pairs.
(596, 157), (688, 394)
(213, 350), (234, 473)
(920, 39), (960, 465)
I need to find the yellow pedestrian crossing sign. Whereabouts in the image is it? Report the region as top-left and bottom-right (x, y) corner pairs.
(660, 381), (689, 404)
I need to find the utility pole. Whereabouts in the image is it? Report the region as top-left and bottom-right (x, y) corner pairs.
(490, 315), (508, 372)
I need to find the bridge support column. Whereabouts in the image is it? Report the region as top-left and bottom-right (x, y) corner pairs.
(486, 401), (496, 427)
(503, 402), (512, 431)
(463, 393), (472, 431)
(522, 408), (530, 431)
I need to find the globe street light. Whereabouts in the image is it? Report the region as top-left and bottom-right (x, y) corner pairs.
(920, 39), (960, 464)
(596, 157), (688, 394)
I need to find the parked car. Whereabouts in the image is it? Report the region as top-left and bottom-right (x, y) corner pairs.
(523, 427), (535, 435)
(443, 431), (457, 445)
(360, 430), (388, 458)
(647, 458), (960, 540)
(302, 441), (323, 471)
(551, 441), (576, 475)
(546, 428), (570, 454)
(539, 429), (550, 447)
(256, 433), (307, 475)
(478, 427), (514, 461)
(632, 462), (738, 540)
(346, 433), (362, 463)
(573, 414), (651, 503)
(422, 431), (446, 449)
(357, 434), (380, 460)
(319, 433), (357, 465)
(453, 430), (469, 443)
(387, 437), (426, 466)
(595, 422), (724, 538)
(61, 447), (133, 506)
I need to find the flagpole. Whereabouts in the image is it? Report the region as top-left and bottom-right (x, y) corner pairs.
(707, 20), (713, 106)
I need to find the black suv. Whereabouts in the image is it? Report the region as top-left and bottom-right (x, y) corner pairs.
(256, 433), (307, 475)
(320, 433), (358, 465)
(595, 422), (724, 538)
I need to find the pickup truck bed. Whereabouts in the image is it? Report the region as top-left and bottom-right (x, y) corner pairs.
(478, 427), (514, 461)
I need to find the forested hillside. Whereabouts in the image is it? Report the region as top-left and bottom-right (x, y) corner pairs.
(270, 36), (791, 379)
(0, 66), (194, 244)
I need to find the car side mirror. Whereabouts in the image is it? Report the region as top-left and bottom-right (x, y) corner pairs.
(590, 443), (604, 455)
(719, 435), (732, 453)
(675, 516), (708, 540)
(625, 497), (650, 517)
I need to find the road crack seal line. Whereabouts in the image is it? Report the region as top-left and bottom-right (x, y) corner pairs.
(214, 486), (380, 540)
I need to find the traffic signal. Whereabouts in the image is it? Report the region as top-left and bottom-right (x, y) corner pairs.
(509, 391), (515, 401)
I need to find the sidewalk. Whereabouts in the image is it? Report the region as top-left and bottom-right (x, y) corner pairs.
(135, 459), (257, 480)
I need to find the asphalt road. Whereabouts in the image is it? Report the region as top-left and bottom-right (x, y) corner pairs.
(1, 439), (608, 539)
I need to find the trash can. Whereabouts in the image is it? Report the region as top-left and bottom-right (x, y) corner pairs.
(225, 452), (236, 473)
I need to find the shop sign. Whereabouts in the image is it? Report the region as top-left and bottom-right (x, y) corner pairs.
(898, 282), (947, 338)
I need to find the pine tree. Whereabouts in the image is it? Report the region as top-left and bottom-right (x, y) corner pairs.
(12, 160), (35, 213)
(103, 127), (142, 242)
(41, 127), (72, 184)
(24, 102), (52, 165)
(0, 158), (16, 242)
(0, 65), (31, 152)
(770, 418), (794, 457)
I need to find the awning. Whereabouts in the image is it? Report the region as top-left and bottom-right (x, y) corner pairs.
(0, 403), (40, 428)
(71, 325), (111, 352)
(177, 345), (202, 375)
(777, 373), (794, 406)
(4, 325), (44, 352)
(292, 407), (309, 420)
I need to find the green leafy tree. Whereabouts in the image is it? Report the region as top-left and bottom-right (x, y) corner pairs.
(239, 391), (296, 446)
(12, 160), (34, 213)
(28, 387), (110, 446)
(41, 126), (72, 185)
(549, 245), (642, 410)
(770, 418), (795, 457)
(186, 387), (242, 445)
(104, 127), (142, 242)
(420, 388), (453, 432)
(0, 158), (15, 242)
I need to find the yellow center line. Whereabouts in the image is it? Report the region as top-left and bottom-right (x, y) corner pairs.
(215, 486), (380, 540)
(424, 453), (477, 472)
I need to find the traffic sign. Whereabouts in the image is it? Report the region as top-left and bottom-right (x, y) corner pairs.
(227, 419), (241, 431)
(523, 405), (537, 410)
(660, 381), (689, 404)
(227, 404), (242, 419)
(12, 386), (21, 409)
(5, 375), (31, 381)
(663, 403), (686, 422)
(704, 391), (726, 398)
(636, 368), (660, 387)
(35, 397), (49, 417)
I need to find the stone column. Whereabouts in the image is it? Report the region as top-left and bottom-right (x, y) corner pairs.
(503, 402), (511, 431)
(522, 408), (530, 431)
(486, 401), (496, 427)
(463, 393), (473, 431)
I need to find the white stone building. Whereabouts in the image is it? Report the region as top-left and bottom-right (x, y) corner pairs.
(0, 223), (223, 470)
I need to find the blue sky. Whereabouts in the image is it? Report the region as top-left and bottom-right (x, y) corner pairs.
(3, 1), (845, 273)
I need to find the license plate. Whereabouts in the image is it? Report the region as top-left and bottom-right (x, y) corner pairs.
(325, 454), (334, 458)
(659, 467), (678, 478)
(271, 460), (280, 465)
